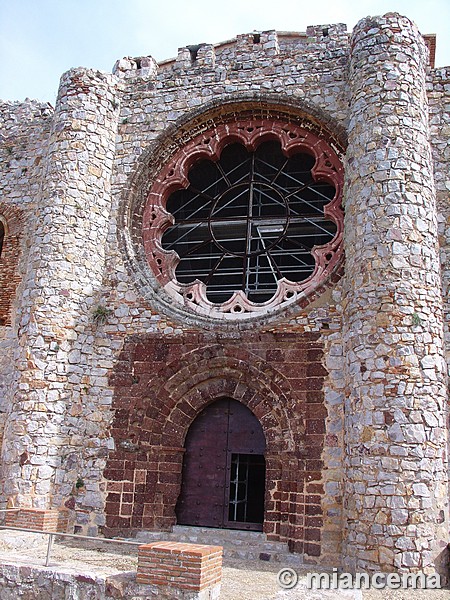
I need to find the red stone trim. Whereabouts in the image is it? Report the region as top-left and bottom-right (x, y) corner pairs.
(137, 542), (222, 591)
(143, 119), (344, 318)
(0, 204), (24, 327)
(423, 34), (436, 68)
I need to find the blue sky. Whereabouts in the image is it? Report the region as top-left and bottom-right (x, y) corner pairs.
(1, 0), (449, 104)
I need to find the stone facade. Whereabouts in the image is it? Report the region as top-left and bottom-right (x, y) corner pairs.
(0, 12), (448, 578)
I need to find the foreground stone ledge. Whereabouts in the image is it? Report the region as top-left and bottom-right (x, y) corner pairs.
(0, 559), (221, 600)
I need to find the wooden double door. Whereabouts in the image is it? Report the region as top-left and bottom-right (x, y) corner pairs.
(176, 398), (266, 530)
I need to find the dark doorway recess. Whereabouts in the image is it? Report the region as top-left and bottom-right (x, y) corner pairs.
(176, 398), (266, 531)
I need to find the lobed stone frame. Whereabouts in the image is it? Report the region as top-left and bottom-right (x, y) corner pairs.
(0, 204), (24, 326)
(104, 331), (329, 558)
(142, 120), (344, 319)
(119, 95), (347, 330)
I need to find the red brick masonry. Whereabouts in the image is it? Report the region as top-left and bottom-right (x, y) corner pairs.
(105, 331), (328, 557)
(137, 541), (223, 591)
(0, 204), (24, 326)
(5, 508), (69, 533)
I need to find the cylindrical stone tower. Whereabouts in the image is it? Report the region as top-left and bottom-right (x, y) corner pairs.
(1, 69), (120, 510)
(343, 14), (449, 577)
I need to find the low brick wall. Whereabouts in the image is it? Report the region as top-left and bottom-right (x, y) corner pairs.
(5, 508), (69, 532)
(137, 541), (223, 592)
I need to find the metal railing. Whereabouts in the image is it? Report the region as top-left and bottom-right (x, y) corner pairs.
(0, 522), (142, 567)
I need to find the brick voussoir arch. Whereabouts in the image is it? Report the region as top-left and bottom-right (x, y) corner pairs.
(143, 348), (292, 397)
(161, 373), (298, 454)
(162, 358), (248, 396)
(160, 343), (296, 397)
(125, 344), (300, 452)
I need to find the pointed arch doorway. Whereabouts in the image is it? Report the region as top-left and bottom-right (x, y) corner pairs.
(176, 398), (266, 531)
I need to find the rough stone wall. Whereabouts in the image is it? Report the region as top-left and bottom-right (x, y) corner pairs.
(431, 68), (450, 367)
(66, 28), (350, 541)
(0, 100), (53, 501)
(0, 100), (53, 321)
(0, 333), (14, 457)
(1, 70), (120, 521)
(343, 13), (449, 577)
(431, 68), (450, 577)
(0, 12), (448, 575)
(93, 25), (353, 564)
(0, 100), (53, 209)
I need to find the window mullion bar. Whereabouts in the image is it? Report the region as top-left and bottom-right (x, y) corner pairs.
(204, 253), (227, 286)
(256, 227), (280, 282)
(180, 237), (213, 258)
(215, 162), (232, 187)
(244, 155), (255, 295)
(269, 157), (289, 185)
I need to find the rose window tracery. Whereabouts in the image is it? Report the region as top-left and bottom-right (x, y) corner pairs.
(142, 119), (344, 319)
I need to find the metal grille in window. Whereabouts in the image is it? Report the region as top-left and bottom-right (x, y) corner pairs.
(162, 141), (336, 304)
(142, 119), (344, 318)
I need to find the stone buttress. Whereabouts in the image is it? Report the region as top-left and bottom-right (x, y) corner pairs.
(1, 69), (120, 509)
(343, 14), (449, 577)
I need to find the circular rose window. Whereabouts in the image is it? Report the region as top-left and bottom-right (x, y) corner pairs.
(143, 119), (343, 320)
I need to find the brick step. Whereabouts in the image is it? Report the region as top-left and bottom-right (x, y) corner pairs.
(133, 525), (303, 565)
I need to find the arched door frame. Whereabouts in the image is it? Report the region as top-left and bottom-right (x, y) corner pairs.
(176, 396), (267, 530)
(157, 367), (299, 538)
(105, 336), (328, 559)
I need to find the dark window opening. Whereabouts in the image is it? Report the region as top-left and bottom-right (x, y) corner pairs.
(228, 453), (265, 525)
(253, 33), (261, 44)
(0, 221), (4, 258)
(187, 44), (204, 63)
(162, 141), (337, 304)
(322, 28), (329, 37)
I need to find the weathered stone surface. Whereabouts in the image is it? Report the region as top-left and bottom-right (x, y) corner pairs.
(343, 12), (448, 579)
(0, 561), (220, 599)
(0, 11), (448, 581)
